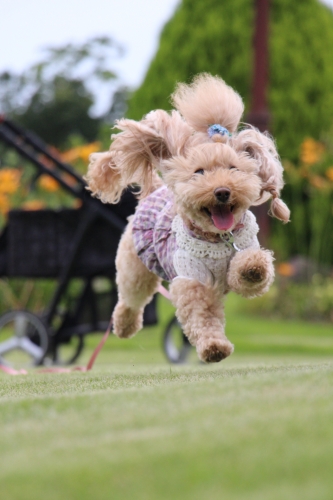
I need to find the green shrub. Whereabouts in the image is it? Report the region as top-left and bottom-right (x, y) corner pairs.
(243, 274), (333, 322)
(270, 136), (333, 267)
(127, 0), (333, 162)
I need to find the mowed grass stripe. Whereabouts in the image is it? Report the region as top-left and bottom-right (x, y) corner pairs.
(1, 361), (333, 500)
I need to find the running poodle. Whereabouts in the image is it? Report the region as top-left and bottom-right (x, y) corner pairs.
(86, 73), (290, 363)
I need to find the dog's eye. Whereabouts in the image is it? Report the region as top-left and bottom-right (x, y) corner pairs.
(229, 165), (238, 171)
(194, 169), (205, 175)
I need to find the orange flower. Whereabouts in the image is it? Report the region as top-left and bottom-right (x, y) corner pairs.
(22, 200), (46, 211)
(277, 262), (295, 277)
(0, 168), (21, 194)
(0, 193), (10, 214)
(60, 148), (80, 163)
(326, 167), (333, 182)
(79, 142), (101, 163)
(309, 175), (329, 190)
(300, 138), (325, 165)
(61, 142), (101, 163)
(38, 174), (60, 192)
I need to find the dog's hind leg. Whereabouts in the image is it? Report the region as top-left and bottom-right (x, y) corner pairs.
(112, 222), (161, 339)
(169, 278), (234, 363)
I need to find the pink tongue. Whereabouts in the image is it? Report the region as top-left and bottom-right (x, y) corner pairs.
(211, 205), (234, 231)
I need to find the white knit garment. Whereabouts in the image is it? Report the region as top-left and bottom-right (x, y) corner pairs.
(172, 211), (259, 289)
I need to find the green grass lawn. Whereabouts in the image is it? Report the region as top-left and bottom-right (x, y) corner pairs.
(1, 294), (332, 500)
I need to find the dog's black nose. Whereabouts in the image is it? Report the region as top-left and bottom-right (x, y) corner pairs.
(214, 187), (231, 203)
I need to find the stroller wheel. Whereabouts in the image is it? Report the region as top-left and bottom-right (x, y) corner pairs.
(52, 334), (85, 366)
(162, 316), (192, 364)
(0, 310), (49, 369)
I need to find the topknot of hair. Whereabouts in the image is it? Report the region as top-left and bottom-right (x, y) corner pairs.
(171, 73), (244, 135)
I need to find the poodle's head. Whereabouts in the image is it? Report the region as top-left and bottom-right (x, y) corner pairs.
(86, 73), (290, 230)
(162, 141), (262, 233)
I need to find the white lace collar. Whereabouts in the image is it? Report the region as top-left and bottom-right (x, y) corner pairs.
(172, 212), (259, 259)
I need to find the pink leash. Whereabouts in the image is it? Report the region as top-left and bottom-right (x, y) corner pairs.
(0, 365), (28, 376)
(157, 283), (171, 301)
(0, 285), (171, 376)
(37, 320), (112, 374)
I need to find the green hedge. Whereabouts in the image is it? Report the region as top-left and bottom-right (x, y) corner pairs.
(127, 0), (333, 161)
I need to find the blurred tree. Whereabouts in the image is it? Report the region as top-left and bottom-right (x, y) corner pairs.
(127, 0), (333, 161)
(0, 35), (123, 148)
(11, 77), (100, 147)
(104, 86), (131, 126)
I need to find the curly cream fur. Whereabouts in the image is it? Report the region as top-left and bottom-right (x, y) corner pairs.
(170, 278), (234, 362)
(171, 73), (244, 133)
(113, 221), (161, 338)
(86, 73), (290, 363)
(227, 248), (275, 299)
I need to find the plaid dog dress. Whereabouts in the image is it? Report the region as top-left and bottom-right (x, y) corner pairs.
(132, 185), (260, 288)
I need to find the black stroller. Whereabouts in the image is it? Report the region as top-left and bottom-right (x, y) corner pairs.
(0, 118), (191, 368)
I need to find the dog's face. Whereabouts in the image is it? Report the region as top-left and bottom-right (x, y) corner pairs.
(86, 74), (290, 225)
(163, 142), (262, 233)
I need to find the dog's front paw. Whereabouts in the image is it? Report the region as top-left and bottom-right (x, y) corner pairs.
(241, 265), (266, 283)
(197, 338), (234, 363)
(227, 248), (275, 298)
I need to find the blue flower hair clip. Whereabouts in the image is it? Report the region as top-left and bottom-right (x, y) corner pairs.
(207, 124), (231, 138)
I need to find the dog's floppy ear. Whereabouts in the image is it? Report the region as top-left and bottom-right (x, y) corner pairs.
(86, 109), (192, 203)
(232, 127), (290, 223)
(85, 150), (124, 204)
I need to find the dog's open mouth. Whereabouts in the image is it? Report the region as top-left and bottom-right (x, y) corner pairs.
(204, 204), (235, 231)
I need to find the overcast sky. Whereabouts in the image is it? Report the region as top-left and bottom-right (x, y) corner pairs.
(1, 0), (332, 104)
(0, 0), (179, 88)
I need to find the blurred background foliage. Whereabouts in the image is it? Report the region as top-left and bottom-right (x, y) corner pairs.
(0, 35), (128, 149)
(127, 0), (333, 163)
(0, 0), (333, 322)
